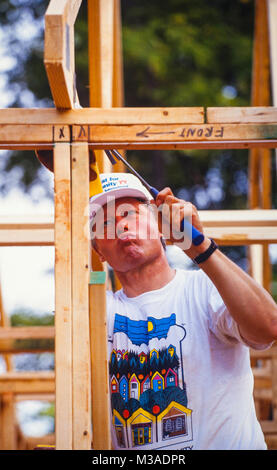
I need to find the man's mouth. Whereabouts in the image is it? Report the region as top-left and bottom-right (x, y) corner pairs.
(118, 232), (137, 242)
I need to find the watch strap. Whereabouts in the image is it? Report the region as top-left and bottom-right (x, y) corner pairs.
(193, 239), (218, 265)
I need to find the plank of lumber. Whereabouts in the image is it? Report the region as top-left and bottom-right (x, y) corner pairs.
(0, 215), (54, 229)
(1, 393), (16, 450)
(0, 107), (205, 125)
(15, 394), (55, 402)
(88, 1), (113, 450)
(268, 0), (277, 105)
(207, 106), (277, 123)
(0, 124), (70, 144)
(72, 123), (277, 143)
(54, 142), (73, 450)
(0, 327), (54, 340)
(199, 209), (277, 226)
(0, 372), (55, 394)
(88, 0), (114, 109)
(201, 209), (277, 244)
(71, 143), (92, 450)
(248, 0), (272, 293)
(0, 215), (54, 246)
(0, 229), (54, 246)
(0, 342), (54, 354)
(44, 0), (81, 109)
(203, 226), (277, 245)
(89, 283), (112, 450)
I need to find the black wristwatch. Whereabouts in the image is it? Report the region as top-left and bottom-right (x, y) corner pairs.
(193, 239), (218, 265)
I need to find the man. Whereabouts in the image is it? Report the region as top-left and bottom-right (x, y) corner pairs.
(90, 172), (277, 451)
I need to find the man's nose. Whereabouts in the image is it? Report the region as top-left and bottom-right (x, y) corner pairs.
(116, 216), (129, 235)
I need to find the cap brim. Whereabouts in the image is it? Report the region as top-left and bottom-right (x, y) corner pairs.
(89, 188), (150, 217)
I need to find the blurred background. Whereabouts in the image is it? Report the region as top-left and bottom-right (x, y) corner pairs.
(0, 0), (276, 441)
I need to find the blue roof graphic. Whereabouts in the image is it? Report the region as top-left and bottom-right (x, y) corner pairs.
(113, 313), (176, 346)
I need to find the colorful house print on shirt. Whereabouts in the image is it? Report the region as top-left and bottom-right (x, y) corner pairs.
(110, 313), (193, 450)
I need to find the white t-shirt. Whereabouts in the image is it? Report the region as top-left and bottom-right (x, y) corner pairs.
(106, 268), (269, 450)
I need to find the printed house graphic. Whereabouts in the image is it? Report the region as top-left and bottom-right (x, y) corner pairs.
(110, 315), (191, 449)
(112, 402), (192, 449)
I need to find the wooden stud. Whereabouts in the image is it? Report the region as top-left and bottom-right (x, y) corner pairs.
(89, 282), (112, 450)
(0, 393), (16, 450)
(248, 0), (272, 292)
(44, 0), (82, 109)
(268, 0), (277, 105)
(71, 142), (92, 450)
(54, 142), (73, 450)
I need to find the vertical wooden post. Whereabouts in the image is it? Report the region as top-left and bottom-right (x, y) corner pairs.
(87, 0), (123, 448)
(0, 394), (16, 450)
(0, 283), (16, 449)
(54, 142), (73, 449)
(71, 142), (92, 449)
(248, 0), (272, 291)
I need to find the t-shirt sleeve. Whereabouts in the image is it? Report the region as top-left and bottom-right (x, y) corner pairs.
(199, 270), (273, 350)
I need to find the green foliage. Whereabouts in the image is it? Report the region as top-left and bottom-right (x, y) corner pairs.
(10, 308), (54, 326)
(10, 308), (54, 355)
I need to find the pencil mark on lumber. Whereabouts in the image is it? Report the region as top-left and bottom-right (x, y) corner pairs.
(59, 127), (65, 139)
(179, 126), (224, 139)
(136, 126), (176, 138)
(78, 126), (87, 138)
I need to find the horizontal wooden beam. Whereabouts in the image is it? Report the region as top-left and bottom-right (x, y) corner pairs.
(0, 124), (70, 148)
(15, 393), (55, 402)
(0, 215), (54, 245)
(204, 227), (277, 245)
(0, 372), (55, 394)
(207, 106), (277, 123)
(72, 122), (277, 144)
(0, 107), (276, 149)
(0, 326), (54, 354)
(0, 326), (54, 340)
(0, 341), (54, 355)
(0, 211), (276, 246)
(0, 107), (205, 125)
(200, 209), (277, 226)
(0, 229), (54, 246)
(0, 126), (277, 150)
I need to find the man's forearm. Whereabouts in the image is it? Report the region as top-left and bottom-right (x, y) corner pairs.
(198, 247), (277, 345)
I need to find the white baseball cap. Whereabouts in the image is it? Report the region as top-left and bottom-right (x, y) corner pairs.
(89, 173), (152, 219)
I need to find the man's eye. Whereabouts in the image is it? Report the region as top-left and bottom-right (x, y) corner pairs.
(120, 210), (136, 218)
(104, 219), (113, 227)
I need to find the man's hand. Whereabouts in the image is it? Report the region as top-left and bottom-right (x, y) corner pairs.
(154, 187), (210, 259)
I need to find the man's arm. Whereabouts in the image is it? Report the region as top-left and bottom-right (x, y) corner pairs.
(155, 187), (277, 345)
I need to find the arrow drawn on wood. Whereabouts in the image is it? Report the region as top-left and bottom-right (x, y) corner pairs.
(136, 126), (176, 138)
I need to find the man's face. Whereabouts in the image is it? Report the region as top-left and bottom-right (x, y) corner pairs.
(92, 197), (164, 273)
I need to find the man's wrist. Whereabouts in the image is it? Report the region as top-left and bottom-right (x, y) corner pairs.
(192, 238), (218, 265)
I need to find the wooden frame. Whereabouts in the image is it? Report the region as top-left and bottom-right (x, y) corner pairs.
(0, 0), (276, 451)
(44, 0), (82, 109)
